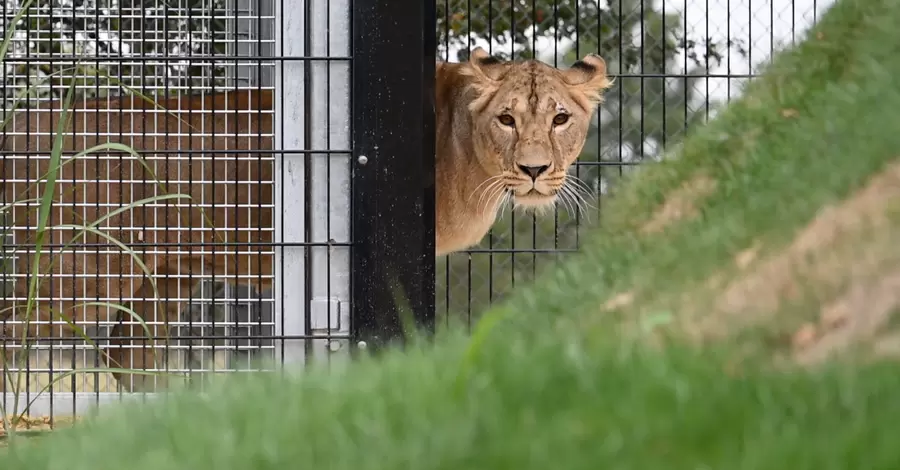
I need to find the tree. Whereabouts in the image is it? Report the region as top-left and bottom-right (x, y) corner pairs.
(434, 0), (741, 324)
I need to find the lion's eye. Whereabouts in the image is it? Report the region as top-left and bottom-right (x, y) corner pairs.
(497, 114), (516, 127)
(553, 113), (570, 126)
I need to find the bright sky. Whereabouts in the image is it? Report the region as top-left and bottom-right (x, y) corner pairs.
(665, 0), (836, 103)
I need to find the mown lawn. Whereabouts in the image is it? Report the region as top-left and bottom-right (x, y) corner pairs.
(3, 0), (900, 467)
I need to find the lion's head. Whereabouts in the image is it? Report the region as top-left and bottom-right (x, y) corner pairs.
(459, 47), (613, 210)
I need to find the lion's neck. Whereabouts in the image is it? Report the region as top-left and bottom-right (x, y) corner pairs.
(434, 63), (505, 256)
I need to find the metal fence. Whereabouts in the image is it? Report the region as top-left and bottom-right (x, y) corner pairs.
(0, 0), (290, 414)
(0, 0), (830, 424)
(434, 0), (832, 326)
(0, 0), (431, 420)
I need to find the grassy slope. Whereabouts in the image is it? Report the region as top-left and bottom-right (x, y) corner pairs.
(4, 0), (900, 466)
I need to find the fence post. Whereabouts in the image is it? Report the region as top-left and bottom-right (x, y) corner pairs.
(307, 0), (353, 361)
(351, 0), (436, 351)
(273, 0), (308, 365)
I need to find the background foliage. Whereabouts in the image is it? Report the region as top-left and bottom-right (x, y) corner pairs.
(1, 0), (234, 109)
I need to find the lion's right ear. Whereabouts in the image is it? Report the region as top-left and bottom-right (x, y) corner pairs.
(459, 47), (503, 95)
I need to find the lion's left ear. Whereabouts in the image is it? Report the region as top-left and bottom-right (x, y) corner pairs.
(563, 54), (614, 105)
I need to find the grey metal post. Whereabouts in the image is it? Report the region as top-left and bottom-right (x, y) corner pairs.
(307, 0), (352, 361)
(273, 0), (307, 365)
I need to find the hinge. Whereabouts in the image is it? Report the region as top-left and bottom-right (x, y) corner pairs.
(309, 298), (350, 335)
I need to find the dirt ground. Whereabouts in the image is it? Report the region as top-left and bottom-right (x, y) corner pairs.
(639, 173), (718, 235)
(673, 160), (900, 363)
(604, 159), (900, 365)
(0, 414), (78, 442)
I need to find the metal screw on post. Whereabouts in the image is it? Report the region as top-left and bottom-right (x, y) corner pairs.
(357, 340), (367, 350)
(357, 155), (368, 165)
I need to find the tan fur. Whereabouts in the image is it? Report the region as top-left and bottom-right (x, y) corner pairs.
(0, 49), (610, 391)
(435, 47), (612, 255)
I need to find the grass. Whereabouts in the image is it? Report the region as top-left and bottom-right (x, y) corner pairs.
(4, 0), (900, 466)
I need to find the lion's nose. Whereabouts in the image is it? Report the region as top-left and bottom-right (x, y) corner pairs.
(518, 164), (549, 180)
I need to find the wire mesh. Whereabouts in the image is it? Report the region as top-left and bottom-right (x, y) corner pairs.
(0, 0), (355, 420)
(0, 0), (279, 403)
(434, 0), (833, 327)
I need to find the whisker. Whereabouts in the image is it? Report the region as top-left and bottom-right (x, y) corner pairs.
(468, 175), (505, 203)
(477, 189), (498, 217)
(550, 186), (573, 217)
(555, 190), (575, 219)
(496, 190), (512, 221)
(568, 175), (599, 204)
(567, 192), (582, 221)
(475, 184), (503, 218)
(560, 186), (581, 220)
(475, 178), (504, 211)
(564, 178), (597, 211)
(570, 189), (597, 218)
(562, 184), (594, 223)
(564, 174), (590, 193)
(566, 174), (595, 196)
(479, 181), (508, 215)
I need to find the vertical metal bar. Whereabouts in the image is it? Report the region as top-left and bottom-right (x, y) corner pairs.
(0, 0), (7, 406)
(744, 0), (752, 83)
(257, 0), (275, 367)
(615, 0), (623, 182)
(704, 0), (710, 120)
(663, 0), (669, 150)
(639, 0), (645, 160)
(487, 0), (495, 316)
(274, 0), (307, 365)
(351, 0), (436, 350)
(684, 0), (689, 141)
(309, 0), (351, 360)
(530, 0), (537, 281)
(509, 0), (516, 291)
(725, 0), (730, 106)
(552, 0), (560, 256)
(259, 0), (276, 88)
(442, 0), (452, 329)
(813, 0), (818, 27)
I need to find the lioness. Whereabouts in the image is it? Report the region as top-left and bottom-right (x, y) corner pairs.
(0, 47), (610, 392)
(436, 47), (611, 254)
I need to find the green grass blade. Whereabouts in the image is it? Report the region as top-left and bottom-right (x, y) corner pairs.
(13, 76), (78, 419)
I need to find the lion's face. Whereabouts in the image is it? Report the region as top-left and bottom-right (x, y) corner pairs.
(461, 48), (612, 210)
